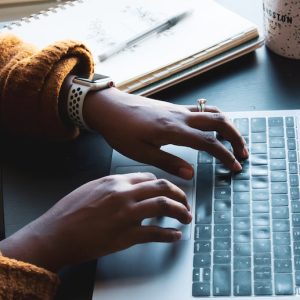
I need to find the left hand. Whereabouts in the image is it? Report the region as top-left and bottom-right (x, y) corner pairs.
(83, 88), (248, 179)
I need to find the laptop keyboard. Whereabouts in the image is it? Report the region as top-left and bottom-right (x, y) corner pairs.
(193, 116), (300, 297)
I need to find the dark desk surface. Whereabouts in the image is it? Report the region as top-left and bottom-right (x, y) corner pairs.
(2, 0), (300, 299)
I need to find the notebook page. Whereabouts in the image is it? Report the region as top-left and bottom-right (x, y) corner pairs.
(3, 0), (257, 85)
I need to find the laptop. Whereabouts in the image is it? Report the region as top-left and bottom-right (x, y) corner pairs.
(92, 109), (300, 299)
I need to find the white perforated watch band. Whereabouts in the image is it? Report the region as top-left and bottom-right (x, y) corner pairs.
(67, 82), (91, 130)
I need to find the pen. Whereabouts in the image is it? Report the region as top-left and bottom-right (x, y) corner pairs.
(98, 10), (192, 62)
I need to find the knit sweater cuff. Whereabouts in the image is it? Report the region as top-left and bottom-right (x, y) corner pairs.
(0, 34), (94, 140)
(0, 255), (59, 300)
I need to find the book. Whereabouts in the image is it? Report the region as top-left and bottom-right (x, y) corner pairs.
(1, 0), (262, 95)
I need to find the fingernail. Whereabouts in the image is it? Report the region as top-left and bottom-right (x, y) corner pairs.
(173, 230), (182, 241)
(233, 159), (242, 172)
(242, 147), (249, 158)
(187, 212), (193, 223)
(178, 167), (194, 179)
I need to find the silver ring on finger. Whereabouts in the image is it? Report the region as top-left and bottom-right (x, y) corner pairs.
(197, 98), (207, 112)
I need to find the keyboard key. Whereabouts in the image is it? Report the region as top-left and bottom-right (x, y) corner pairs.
(214, 238), (231, 250)
(234, 243), (251, 256)
(194, 254), (211, 268)
(289, 162), (298, 174)
(213, 250), (231, 264)
(274, 260), (292, 273)
(233, 167), (249, 180)
(215, 165), (231, 176)
(213, 265), (231, 296)
(253, 226), (270, 239)
(234, 218), (250, 230)
(275, 273), (293, 295)
(233, 180), (250, 192)
(251, 118), (266, 133)
(233, 192), (250, 203)
(252, 176), (268, 189)
(271, 171), (287, 182)
(253, 240), (271, 252)
(270, 159), (286, 170)
(254, 266), (271, 280)
(272, 194), (288, 206)
(214, 187), (231, 199)
(214, 199), (231, 211)
(294, 228), (300, 240)
(294, 242), (300, 255)
(252, 201), (269, 213)
(253, 213), (270, 226)
(214, 211), (230, 224)
(269, 126), (284, 137)
(233, 204), (250, 217)
(252, 132), (267, 143)
(234, 271), (251, 296)
(215, 175), (231, 187)
(269, 137), (285, 148)
(252, 190), (269, 201)
(234, 231), (250, 243)
(214, 225), (231, 237)
(274, 245), (291, 259)
(251, 165), (268, 176)
(273, 232), (290, 245)
(292, 202), (300, 213)
(273, 220), (290, 232)
(198, 151), (213, 164)
(254, 281), (273, 295)
(287, 139), (296, 150)
(234, 118), (249, 136)
(270, 148), (286, 159)
(193, 268), (200, 281)
(254, 253), (271, 266)
(296, 271), (300, 286)
(285, 116), (294, 127)
(251, 143), (267, 154)
(293, 213), (300, 226)
(295, 256), (300, 270)
(291, 187), (300, 200)
(288, 150), (297, 162)
(193, 282), (210, 296)
(269, 117), (284, 127)
(290, 174), (299, 186)
(251, 154), (268, 165)
(271, 182), (288, 194)
(195, 225), (212, 240)
(195, 241), (211, 253)
(234, 257), (251, 270)
(286, 127), (296, 138)
(202, 268), (211, 282)
(272, 206), (289, 219)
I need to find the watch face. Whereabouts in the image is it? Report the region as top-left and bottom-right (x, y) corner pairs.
(92, 74), (109, 82)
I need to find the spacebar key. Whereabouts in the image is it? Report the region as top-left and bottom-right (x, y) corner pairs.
(196, 156), (213, 224)
(213, 265), (231, 296)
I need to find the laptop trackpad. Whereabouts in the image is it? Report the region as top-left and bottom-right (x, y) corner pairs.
(114, 165), (194, 240)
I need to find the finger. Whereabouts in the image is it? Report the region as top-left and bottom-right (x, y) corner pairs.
(185, 105), (221, 113)
(118, 172), (157, 184)
(124, 178), (189, 209)
(170, 128), (242, 172)
(187, 112), (248, 160)
(134, 144), (194, 180)
(131, 196), (192, 224)
(130, 225), (182, 243)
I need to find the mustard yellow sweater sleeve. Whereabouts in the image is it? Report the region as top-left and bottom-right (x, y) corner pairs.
(0, 251), (59, 299)
(0, 34), (95, 298)
(0, 33), (94, 140)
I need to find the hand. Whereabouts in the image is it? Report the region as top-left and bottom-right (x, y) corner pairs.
(83, 88), (249, 179)
(0, 173), (191, 272)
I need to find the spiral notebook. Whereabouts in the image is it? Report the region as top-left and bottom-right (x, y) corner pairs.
(1, 0), (262, 95)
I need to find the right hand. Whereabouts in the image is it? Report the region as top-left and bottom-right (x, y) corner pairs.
(0, 172), (191, 272)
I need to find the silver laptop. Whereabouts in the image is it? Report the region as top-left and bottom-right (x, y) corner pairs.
(93, 110), (300, 299)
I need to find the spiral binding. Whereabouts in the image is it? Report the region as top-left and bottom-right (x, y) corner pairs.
(4, 0), (84, 30)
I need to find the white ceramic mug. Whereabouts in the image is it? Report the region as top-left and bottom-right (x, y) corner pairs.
(263, 0), (300, 59)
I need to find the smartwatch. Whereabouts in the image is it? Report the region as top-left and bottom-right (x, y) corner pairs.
(67, 74), (114, 130)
